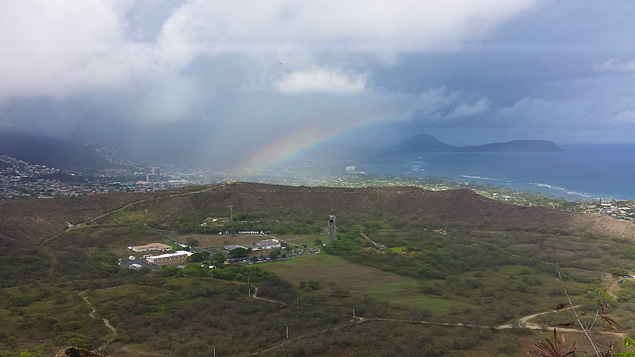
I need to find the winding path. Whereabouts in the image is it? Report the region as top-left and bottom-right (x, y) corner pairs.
(606, 273), (620, 299)
(79, 291), (117, 351)
(76, 185), (220, 228)
(43, 185), (220, 246)
(239, 284), (626, 356)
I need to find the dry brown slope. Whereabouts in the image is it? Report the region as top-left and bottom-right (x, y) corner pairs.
(2, 183), (635, 247)
(376, 187), (635, 237)
(0, 192), (160, 246)
(147, 183), (635, 239)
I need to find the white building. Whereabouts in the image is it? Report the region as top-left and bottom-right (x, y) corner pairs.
(251, 239), (281, 251)
(224, 238), (282, 252)
(146, 250), (193, 265)
(130, 243), (172, 252)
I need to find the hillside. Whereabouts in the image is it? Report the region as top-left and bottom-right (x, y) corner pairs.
(0, 132), (125, 172)
(2, 183), (633, 246)
(462, 140), (563, 152)
(134, 183), (635, 238)
(390, 133), (459, 152)
(0, 186), (207, 247)
(391, 134), (563, 153)
(69, 183), (635, 242)
(0, 192), (156, 247)
(3, 183), (635, 356)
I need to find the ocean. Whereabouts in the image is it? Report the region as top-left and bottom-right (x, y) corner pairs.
(360, 144), (635, 200)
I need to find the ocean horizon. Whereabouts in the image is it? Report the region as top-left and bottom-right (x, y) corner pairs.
(359, 144), (635, 200)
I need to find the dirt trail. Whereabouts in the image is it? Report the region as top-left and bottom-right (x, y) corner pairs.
(79, 291), (117, 351)
(243, 283), (627, 356)
(237, 286), (361, 357)
(606, 273), (620, 299)
(496, 305), (580, 332)
(360, 232), (386, 250)
(42, 185), (220, 246)
(77, 185), (219, 227)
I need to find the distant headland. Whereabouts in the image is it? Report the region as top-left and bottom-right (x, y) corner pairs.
(391, 134), (563, 153)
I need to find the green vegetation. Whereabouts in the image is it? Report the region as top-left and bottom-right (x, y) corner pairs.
(228, 247), (248, 258)
(368, 283), (472, 312)
(3, 183), (635, 356)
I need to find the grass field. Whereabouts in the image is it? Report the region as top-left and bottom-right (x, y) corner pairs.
(368, 283), (471, 311)
(259, 254), (471, 313)
(278, 234), (328, 247)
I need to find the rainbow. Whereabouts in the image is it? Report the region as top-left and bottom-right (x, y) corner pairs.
(228, 118), (383, 179)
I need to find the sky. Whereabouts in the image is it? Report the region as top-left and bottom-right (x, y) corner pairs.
(0, 0), (634, 169)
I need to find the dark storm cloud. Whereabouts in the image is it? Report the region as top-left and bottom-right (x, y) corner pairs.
(1, 0), (634, 168)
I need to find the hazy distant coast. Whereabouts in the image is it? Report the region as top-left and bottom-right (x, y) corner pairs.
(391, 133), (563, 153)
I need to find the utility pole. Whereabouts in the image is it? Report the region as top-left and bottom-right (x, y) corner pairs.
(227, 205), (233, 222)
(353, 308), (355, 319)
(286, 326), (289, 339)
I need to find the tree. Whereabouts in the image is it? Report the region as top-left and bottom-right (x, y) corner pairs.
(186, 237), (200, 247)
(250, 256), (258, 262)
(210, 252), (226, 265)
(229, 247), (248, 258)
(306, 280), (320, 290)
(330, 287), (350, 298)
(188, 251), (210, 262)
(268, 251), (278, 260)
(314, 239), (323, 246)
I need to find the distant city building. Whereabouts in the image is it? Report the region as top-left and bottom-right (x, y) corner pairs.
(130, 243), (172, 252)
(146, 250), (193, 265)
(146, 167), (161, 182)
(328, 215), (336, 243)
(345, 166), (355, 172)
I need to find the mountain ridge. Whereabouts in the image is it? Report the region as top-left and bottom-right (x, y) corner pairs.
(391, 133), (563, 152)
(1, 183), (633, 248)
(0, 132), (129, 172)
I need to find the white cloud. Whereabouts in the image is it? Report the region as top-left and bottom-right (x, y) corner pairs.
(412, 87), (459, 114)
(159, 0), (540, 54)
(493, 97), (598, 130)
(595, 58), (635, 71)
(448, 98), (491, 118)
(613, 110), (635, 123)
(0, 1), (158, 99)
(0, 0), (541, 123)
(274, 69), (366, 95)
